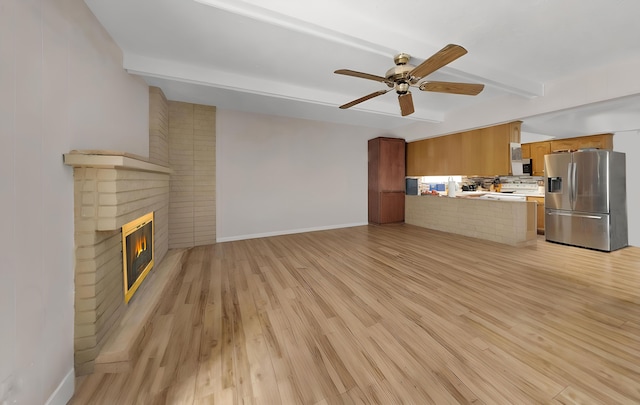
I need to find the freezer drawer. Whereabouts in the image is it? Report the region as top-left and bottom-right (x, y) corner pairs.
(545, 209), (616, 251)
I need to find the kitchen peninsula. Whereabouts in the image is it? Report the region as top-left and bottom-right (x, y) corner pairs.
(405, 195), (537, 246)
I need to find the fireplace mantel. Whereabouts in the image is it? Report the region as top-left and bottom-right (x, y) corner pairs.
(63, 150), (172, 174)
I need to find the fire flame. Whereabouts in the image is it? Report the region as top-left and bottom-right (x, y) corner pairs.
(134, 235), (147, 258)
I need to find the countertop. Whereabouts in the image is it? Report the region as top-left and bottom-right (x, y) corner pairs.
(419, 191), (545, 199)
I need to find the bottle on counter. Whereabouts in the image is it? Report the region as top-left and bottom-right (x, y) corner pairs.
(447, 177), (457, 198)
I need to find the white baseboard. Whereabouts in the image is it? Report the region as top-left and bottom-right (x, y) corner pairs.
(45, 368), (74, 405)
(216, 222), (368, 243)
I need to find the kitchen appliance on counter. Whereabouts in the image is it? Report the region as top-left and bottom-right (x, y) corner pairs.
(544, 150), (627, 251)
(522, 158), (532, 175)
(406, 178), (419, 195)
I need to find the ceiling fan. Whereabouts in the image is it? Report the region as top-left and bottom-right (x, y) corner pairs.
(334, 44), (484, 117)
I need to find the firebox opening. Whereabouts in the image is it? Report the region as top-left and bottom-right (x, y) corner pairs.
(122, 212), (154, 303)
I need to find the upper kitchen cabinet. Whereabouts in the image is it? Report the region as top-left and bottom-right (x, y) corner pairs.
(369, 137), (406, 224)
(523, 133), (613, 176)
(549, 133), (613, 152)
(407, 133), (462, 176)
(529, 142), (551, 176)
(406, 121), (521, 176)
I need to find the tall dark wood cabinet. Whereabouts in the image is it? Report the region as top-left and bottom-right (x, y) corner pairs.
(368, 137), (406, 224)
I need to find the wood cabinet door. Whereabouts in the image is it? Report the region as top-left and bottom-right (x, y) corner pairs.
(537, 201), (545, 234)
(550, 138), (578, 152)
(461, 127), (510, 176)
(379, 191), (405, 224)
(550, 134), (614, 152)
(368, 137), (406, 224)
(575, 134), (614, 150)
(378, 138), (405, 191)
(530, 142), (551, 176)
(509, 121), (522, 143)
(528, 196), (545, 233)
(426, 134), (462, 175)
(406, 140), (428, 176)
(521, 143), (531, 159)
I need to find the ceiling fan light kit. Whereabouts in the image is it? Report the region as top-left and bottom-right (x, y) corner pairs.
(335, 44), (485, 117)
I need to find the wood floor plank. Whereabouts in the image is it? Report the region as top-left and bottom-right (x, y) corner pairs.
(72, 224), (640, 404)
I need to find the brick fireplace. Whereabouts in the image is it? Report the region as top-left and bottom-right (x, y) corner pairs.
(64, 88), (217, 376)
(64, 151), (171, 375)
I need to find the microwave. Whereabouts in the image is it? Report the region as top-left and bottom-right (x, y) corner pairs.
(522, 158), (532, 175)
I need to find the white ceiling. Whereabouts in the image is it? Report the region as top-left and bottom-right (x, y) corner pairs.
(84, 0), (640, 141)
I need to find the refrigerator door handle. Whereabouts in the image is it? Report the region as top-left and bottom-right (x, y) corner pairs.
(548, 211), (602, 220)
(570, 162), (577, 210)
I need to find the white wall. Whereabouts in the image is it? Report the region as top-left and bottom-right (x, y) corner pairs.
(613, 131), (640, 247)
(0, 1), (148, 404)
(216, 109), (380, 241)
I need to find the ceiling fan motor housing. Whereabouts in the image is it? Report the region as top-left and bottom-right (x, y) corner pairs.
(385, 62), (415, 83)
(386, 53), (416, 92)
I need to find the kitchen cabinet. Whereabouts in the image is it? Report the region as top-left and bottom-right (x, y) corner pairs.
(523, 133), (613, 176)
(427, 132), (463, 175)
(529, 142), (551, 176)
(406, 121), (521, 176)
(527, 196), (545, 234)
(509, 121), (522, 143)
(405, 135), (430, 175)
(549, 133), (613, 152)
(368, 137), (405, 224)
(461, 126), (513, 175)
(406, 133), (461, 175)
(378, 192), (405, 223)
(521, 143), (531, 159)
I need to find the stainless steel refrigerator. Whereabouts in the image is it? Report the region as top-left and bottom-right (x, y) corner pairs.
(544, 150), (627, 251)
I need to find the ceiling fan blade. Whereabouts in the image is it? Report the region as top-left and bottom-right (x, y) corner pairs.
(339, 90), (390, 109)
(398, 92), (415, 116)
(335, 69), (392, 85)
(409, 44), (468, 81)
(419, 81), (484, 95)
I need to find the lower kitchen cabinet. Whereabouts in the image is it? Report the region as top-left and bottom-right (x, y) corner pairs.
(378, 191), (405, 224)
(527, 196), (545, 234)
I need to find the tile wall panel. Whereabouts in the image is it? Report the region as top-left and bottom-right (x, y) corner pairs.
(149, 87), (169, 166)
(168, 101), (216, 248)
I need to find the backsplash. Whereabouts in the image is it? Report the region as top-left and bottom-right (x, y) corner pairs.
(410, 175), (544, 195)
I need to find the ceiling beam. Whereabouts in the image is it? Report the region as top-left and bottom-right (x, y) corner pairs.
(124, 53), (445, 123)
(194, 0), (544, 98)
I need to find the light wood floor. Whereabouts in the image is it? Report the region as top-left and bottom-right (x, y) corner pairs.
(71, 224), (640, 404)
